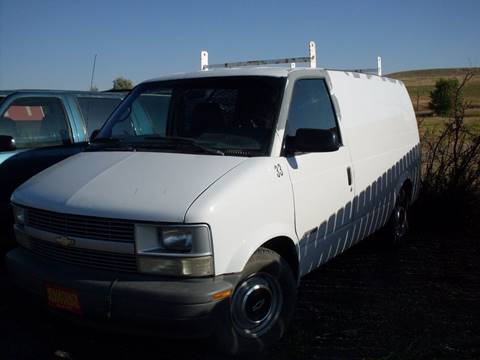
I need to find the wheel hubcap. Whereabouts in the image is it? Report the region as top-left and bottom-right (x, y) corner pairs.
(231, 273), (282, 337)
(394, 205), (408, 239)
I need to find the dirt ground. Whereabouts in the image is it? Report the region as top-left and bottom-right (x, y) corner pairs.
(1, 221), (479, 360)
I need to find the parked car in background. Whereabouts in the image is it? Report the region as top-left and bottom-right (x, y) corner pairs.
(6, 43), (420, 355)
(0, 90), (125, 251)
(0, 91), (14, 105)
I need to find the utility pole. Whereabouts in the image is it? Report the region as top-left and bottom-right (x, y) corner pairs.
(89, 54), (97, 90)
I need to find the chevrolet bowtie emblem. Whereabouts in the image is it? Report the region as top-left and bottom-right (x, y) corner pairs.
(55, 236), (75, 247)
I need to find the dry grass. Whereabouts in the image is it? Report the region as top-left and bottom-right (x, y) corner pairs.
(418, 116), (480, 135)
(389, 67), (480, 116)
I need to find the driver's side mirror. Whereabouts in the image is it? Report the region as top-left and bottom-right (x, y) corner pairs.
(89, 129), (100, 142)
(285, 128), (339, 155)
(0, 135), (16, 151)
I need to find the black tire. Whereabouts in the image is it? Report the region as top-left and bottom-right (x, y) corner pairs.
(387, 187), (410, 245)
(215, 247), (297, 356)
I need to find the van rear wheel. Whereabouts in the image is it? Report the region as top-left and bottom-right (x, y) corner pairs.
(388, 187), (410, 245)
(216, 247), (296, 356)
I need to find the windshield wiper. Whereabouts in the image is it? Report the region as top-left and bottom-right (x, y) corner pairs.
(90, 137), (120, 145)
(86, 137), (136, 151)
(140, 136), (225, 155)
(87, 135), (224, 155)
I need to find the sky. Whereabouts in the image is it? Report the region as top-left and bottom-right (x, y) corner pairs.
(0, 0), (479, 90)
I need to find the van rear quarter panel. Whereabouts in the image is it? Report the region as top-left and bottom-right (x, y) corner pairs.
(327, 71), (421, 223)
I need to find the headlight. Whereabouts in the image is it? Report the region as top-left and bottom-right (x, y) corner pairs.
(12, 205), (25, 225)
(160, 228), (193, 252)
(135, 224), (214, 277)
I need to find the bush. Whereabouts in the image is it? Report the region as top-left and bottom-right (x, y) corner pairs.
(421, 72), (479, 231)
(428, 78), (460, 116)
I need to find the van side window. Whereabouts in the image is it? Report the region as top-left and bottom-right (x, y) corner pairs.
(0, 97), (71, 149)
(286, 79), (340, 140)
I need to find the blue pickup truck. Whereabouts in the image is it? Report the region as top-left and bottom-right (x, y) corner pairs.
(0, 90), (125, 251)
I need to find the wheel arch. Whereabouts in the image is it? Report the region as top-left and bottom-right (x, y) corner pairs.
(259, 236), (299, 282)
(394, 170), (414, 203)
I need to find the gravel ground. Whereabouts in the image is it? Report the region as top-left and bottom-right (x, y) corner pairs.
(1, 225), (479, 360)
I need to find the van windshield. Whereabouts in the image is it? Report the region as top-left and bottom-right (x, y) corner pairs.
(94, 76), (285, 156)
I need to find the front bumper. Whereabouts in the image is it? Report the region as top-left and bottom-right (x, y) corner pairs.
(6, 247), (240, 338)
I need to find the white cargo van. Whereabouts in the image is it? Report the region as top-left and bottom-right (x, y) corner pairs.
(7, 42), (420, 354)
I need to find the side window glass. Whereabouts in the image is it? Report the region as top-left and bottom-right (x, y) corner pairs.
(286, 79), (340, 140)
(77, 97), (122, 137)
(0, 97), (71, 149)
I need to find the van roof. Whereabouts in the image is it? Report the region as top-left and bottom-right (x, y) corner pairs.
(141, 67), (398, 85)
(143, 67), (305, 84)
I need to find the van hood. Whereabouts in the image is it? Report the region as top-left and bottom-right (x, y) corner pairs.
(12, 151), (246, 223)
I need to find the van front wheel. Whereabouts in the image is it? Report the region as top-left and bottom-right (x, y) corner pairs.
(216, 247), (296, 356)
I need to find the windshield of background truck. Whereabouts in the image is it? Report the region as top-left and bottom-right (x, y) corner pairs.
(0, 97), (71, 150)
(95, 76), (285, 156)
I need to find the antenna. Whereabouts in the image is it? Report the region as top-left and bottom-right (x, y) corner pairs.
(89, 54), (97, 90)
(377, 56), (382, 76)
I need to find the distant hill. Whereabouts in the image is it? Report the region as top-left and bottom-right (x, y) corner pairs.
(389, 67), (480, 85)
(388, 68), (480, 114)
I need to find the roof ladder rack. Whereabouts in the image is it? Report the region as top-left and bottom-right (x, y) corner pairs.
(201, 41), (317, 71)
(337, 56), (383, 76)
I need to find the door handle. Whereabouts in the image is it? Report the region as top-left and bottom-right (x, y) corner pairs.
(346, 167), (352, 186)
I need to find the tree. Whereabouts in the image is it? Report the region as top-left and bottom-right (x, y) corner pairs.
(112, 77), (134, 90)
(428, 78), (460, 116)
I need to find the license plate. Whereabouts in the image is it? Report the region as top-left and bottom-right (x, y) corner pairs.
(45, 283), (82, 315)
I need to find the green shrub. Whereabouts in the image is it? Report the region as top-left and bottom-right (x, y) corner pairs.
(428, 78), (460, 116)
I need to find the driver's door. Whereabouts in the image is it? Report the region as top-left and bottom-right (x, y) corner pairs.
(284, 79), (355, 276)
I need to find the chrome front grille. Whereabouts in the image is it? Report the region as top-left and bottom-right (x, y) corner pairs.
(26, 207), (135, 243)
(29, 238), (138, 273)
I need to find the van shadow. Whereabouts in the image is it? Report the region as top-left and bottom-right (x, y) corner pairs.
(294, 144), (421, 277)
